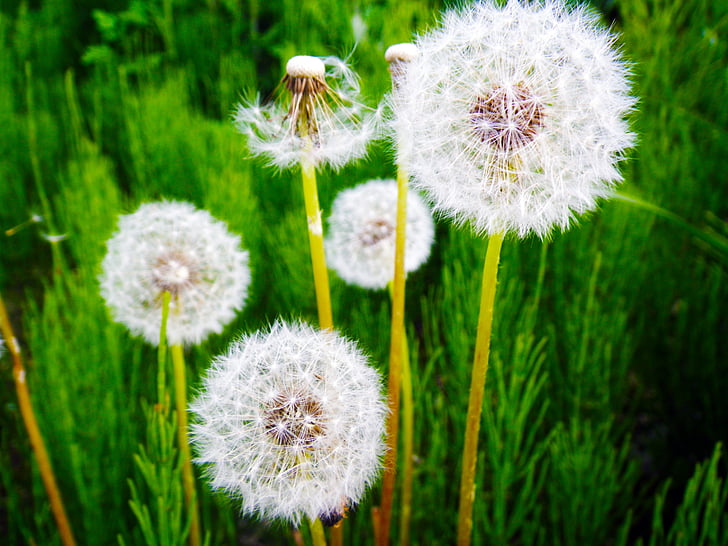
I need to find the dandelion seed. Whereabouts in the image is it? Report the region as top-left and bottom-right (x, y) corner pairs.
(392, 0), (636, 238)
(99, 201), (251, 346)
(190, 320), (386, 526)
(234, 55), (377, 170)
(326, 179), (434, 290)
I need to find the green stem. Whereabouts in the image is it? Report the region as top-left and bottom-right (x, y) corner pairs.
(301, 158), (333, 330)
(398, 309), (414, 546)
(171, 343), (201, 546)
(457, 233), (504, 546)
(158, 291), (171, 409)
(379, 163), (410, 546)
(309, 517), (328, 546)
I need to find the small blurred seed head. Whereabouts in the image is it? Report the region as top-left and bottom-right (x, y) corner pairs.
(99, 201), (251, 346)
(190, 320), (386, 526)
(326, 179), (435, 290)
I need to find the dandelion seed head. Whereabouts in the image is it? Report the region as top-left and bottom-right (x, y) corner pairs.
(392, 0), (636, 238)
(234, 55), (377, 170)
(326, 179), (435, 290)
(99, 201), (251, 346)
(190, 320), (386, 525)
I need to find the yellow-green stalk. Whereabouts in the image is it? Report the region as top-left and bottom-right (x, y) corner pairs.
(172, 343), (201, 546)
(456, 233), (504, 546)
(301, 156), (333, 330)
(0, 293), (77, 546)
(378, 42), (419, 546)
(309, 517), (328, 546)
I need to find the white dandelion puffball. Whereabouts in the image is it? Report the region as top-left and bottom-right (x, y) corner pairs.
(190, 320), (386, 526)
(234, 55), (377, 170)
(100, 201), (251, 346)
(326, 179), (435, 290)
(393, 0), (636, 238)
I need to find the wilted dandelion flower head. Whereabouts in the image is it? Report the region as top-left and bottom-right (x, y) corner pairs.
(190, 320), (386, 525)
(234, 55), (377, 170)
(326, 179), (435, 290)
(393, 0), (636, 238)
(100, 201), (251, 346)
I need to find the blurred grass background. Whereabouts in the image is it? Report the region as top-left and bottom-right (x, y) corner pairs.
(0, 0), (727, 544)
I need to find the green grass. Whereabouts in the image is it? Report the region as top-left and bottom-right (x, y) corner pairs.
(1, 0), (727, 544)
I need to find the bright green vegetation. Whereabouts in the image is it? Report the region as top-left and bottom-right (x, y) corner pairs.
(1, 0), (727, 544)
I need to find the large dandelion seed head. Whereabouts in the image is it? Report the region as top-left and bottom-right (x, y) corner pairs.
(326, 179), (435, 290)
(190, 320), (386, 526)
(99, 201), (251, 346)
(234, 55), (377, 170)
(392, 0), (636, 238)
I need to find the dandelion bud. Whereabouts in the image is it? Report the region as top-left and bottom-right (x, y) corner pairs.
(99, 201), (251, 346)
(392, 0), (637, 238)
(326, 179), (434, 290)
(190, 320), (386, 526)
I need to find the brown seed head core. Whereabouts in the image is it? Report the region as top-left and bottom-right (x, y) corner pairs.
(264, 390), (326, 447)
(359, 219), (395, 247)
(152, 250), (198, 296)
(469, 84), (545, 153)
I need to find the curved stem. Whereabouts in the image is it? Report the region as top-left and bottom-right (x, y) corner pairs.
(456, 233), (504, 546)
(300, 158), (333, 330)
(171, 343), (201, 546)
(0, 293), (76, 546)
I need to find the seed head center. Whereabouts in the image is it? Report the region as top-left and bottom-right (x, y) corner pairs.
(264, 391), (326, 447)
(152, 251), (197, 295)
(359, 219), (395, 247)
(469, 84), (544, 153)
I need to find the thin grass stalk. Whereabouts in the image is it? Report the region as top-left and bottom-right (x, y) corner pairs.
(171, 343), (201, 546)
(456, 233), (504, 546)
(0, 292), (76, 546)
(300, 157), (334, 330)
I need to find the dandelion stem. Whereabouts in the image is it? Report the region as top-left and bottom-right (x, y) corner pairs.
(309, 517), (328, 546)
(330, 519), (343, 546)
(0, 292), (76, 546)
(457, 232), (504, 546)
(157, 291), (171, 408)
(171, 343), (201, 546)
(300, 157), (333, 330)
(399, 330), (414, 546)
(379, 161), (412, 546)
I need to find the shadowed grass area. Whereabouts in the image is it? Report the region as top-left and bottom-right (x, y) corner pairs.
(0, 0), (726, 544)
